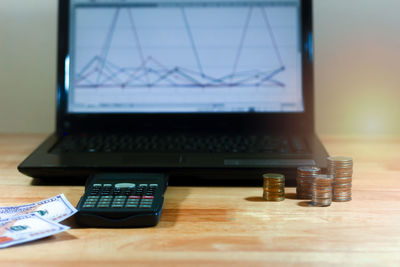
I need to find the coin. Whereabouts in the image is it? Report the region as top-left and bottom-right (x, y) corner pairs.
(327, 156), (353, 202)
(327, 156), (353, 163)
(312, 198), (332, 206)
(311, 174), (334, 207)
(263, 173), (285, 180)
(296, 166), (321, 199)
(262, 173), (285, 201)
(264, 188), (285, 193)
(334, 177), (352, 183)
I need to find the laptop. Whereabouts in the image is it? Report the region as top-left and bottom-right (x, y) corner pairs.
(18, 0), (329, 186)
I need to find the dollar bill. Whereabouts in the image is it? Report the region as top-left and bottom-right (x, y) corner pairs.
(0, 194), (77, 222)
(0, 213), (69, 249)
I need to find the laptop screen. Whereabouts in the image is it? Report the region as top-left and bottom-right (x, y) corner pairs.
(67, 0), (303, 114)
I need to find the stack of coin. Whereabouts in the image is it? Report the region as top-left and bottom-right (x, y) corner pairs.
(311, 174), (334, 207)
(327, 156), (353, 202)
(262, 173), (285, 201)
(296, 166), (321, 199)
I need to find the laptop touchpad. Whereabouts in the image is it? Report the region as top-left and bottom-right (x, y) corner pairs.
(122, 154), (181, 166)
(224, 159), (316, 167)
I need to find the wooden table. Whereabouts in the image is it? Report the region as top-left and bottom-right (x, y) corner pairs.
(0, 134), (399, 266)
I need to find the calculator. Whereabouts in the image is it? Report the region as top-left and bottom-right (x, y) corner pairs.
(75, 173), (167, 227)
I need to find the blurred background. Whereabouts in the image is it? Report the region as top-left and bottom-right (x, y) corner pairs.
(0, 0), (399, 136)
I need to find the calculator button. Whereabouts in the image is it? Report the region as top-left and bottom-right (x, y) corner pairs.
(139, 204), (152, 208)
(125, 204), (138, 208)
(142, 196), (154, 199)
(84, 199), (98, 202)
(97, 204), (110, 208)
(128, 196), (140, 199)
(85, 198), (99, 201)
(115, 183), (136, 189)
(149, 184), (158, 187)
(83, 202), (98, 206)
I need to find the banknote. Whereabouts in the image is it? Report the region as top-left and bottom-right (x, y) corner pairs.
(0, 213), (69, 249)
(0, 194), (77, 222)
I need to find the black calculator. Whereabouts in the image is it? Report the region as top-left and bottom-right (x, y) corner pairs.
(75, 173), (167, 227)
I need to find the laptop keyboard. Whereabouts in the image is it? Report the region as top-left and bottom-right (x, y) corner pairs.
(51, 134), (308, 154)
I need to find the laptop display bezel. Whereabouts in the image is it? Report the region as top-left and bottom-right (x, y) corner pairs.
(56, 0), (314, 134)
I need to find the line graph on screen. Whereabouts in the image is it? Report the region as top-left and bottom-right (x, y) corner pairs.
(74, 5), (286, 90)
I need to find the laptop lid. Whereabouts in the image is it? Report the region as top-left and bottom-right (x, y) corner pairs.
(56, 0), (314, 134)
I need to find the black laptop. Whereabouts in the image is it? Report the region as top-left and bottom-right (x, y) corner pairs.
(18, 0), (328, 186)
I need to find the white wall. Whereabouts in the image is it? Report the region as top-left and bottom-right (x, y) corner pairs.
(1, 0), (400, 135)
(0, 0), (57, 133)
(314, 0), (400, 135)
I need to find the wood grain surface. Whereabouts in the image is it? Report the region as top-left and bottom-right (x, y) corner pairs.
(0, 134), (399, 266)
